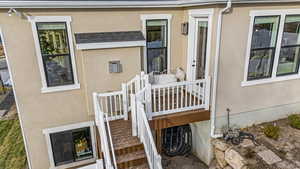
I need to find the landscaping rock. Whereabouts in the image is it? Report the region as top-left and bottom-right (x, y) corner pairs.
(240, 139), (254, 148)
(225, 148), (247, 169)
(213, 140), (230, 151)
(215, 149), (227, 168)
(257, 150), (281, 165)
(223, 166), (233, 169)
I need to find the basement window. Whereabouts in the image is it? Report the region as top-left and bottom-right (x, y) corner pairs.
(243, 10), (300, 86)
(43, 121), (96, 169)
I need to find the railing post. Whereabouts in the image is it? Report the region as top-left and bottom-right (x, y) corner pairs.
(156, 155), (163, 169)
(93, 92), (100, 126)
(122, 83), (129, 120)
(135, 75), (141, 93)
(204, 76), (211, 110)
(96, 159), (104, 169)
(131, 94), (137, 136)
(145, 83), (153, 120)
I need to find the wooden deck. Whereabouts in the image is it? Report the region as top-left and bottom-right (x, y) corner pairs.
(149, 108), (210, 153)
(149, 108), (210, 130)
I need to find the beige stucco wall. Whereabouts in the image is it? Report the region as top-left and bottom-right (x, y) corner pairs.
(0, 8), (189, 169)
(216, 3), (300, 119)
(81, 47), (141, 115)
(4, 2), (300, 169)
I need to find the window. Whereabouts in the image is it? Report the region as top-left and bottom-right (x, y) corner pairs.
(141, 14), (172, 74)
(277, 15), (300, 76)
(43, 122), (96, 169)
(146, 20), (168, 73)
(247, 16), (280, 80)
(36, 22), (74, 87)
(30, 16), (79, 93)
(244, 10), (300, 86)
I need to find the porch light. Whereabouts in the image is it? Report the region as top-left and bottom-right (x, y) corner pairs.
(181, 22), (189, 35)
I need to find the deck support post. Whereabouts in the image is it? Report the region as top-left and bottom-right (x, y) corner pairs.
(155, 129), (162, 153)
(204, 76), (211, 110)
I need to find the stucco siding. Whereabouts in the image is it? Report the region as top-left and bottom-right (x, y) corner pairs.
(216, 4), (300, 120)
(0, 8), (189, 169)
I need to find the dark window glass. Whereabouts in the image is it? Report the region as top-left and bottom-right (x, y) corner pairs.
(196, 21), (208, 80)
(50, 127), (93, 166)
(247, 16), (280, 80)
(36, 22), (74, 87)
(277, 15), (300, 76)
(146, 20), (168, 73)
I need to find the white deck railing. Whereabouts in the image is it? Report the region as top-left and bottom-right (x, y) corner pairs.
(93, 72), (211, 169)
(150, 78), (210, 117)
(93, 93), (118, 169)
(131, 91), (163, 169)
(97, 91), (126, 121)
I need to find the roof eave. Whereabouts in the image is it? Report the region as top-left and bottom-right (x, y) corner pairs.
(1, 0), (300, 8)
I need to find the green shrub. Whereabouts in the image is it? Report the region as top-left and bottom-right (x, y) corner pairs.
(263, 124), (280, 140)
(288, 114), (300, 129)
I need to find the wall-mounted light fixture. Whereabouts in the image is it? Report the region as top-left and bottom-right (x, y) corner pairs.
(7, 8), (30, 20)
(181, 22), (189, 35)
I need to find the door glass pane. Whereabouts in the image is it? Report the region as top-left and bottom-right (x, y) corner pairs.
(277, 15), (300, 76)
(247, 16), (280, 80)
(36, 22), (74, 87)
(195, 21), (208, 80)
(146, 20), (168, 73)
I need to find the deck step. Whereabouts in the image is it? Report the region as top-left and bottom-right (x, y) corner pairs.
(128, 163), (149, 169)
(109, 119), (149, 169)
(117, 149), (147, 169)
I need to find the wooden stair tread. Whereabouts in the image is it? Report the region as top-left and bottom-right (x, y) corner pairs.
(108, 119), (148, 169)
(127, 163), (149, 169)
(117, 149), (146, 164)
(114, 139), (141, 150)
(110, 119), (141, 150)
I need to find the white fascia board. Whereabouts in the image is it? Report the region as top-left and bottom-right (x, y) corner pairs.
(0, 1), (221, 8)
(76, 40), (146, 50)
(2, 0), (300, 8)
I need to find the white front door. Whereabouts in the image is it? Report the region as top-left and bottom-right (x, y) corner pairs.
(190, 18), (209, 81)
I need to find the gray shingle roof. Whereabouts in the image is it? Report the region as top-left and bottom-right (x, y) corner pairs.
(75, 31), (145, 44)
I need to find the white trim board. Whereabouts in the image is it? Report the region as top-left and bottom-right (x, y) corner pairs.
(242, 9), (300, 87)
(43, 121), (97, 169)
(76, 40), (146, 50)
(29, 16), (80, 93)
(140, 14), (172, 73)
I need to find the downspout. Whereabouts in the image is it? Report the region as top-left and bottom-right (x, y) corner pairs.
(211, 0), (232, 138)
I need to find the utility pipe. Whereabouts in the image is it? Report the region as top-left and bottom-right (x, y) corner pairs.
(211, 0), (232, 138)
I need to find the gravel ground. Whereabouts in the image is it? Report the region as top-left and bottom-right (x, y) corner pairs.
(162, 154), (208, 169)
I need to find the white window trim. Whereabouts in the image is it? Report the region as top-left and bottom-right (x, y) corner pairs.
(29, 16), (80, 93)
(242, 9), (300, 87)
(43, 121), (97, 169)
(140, 14), (172, 73)
(186, 9), (214, 81)
(76, 40), (146, 50)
